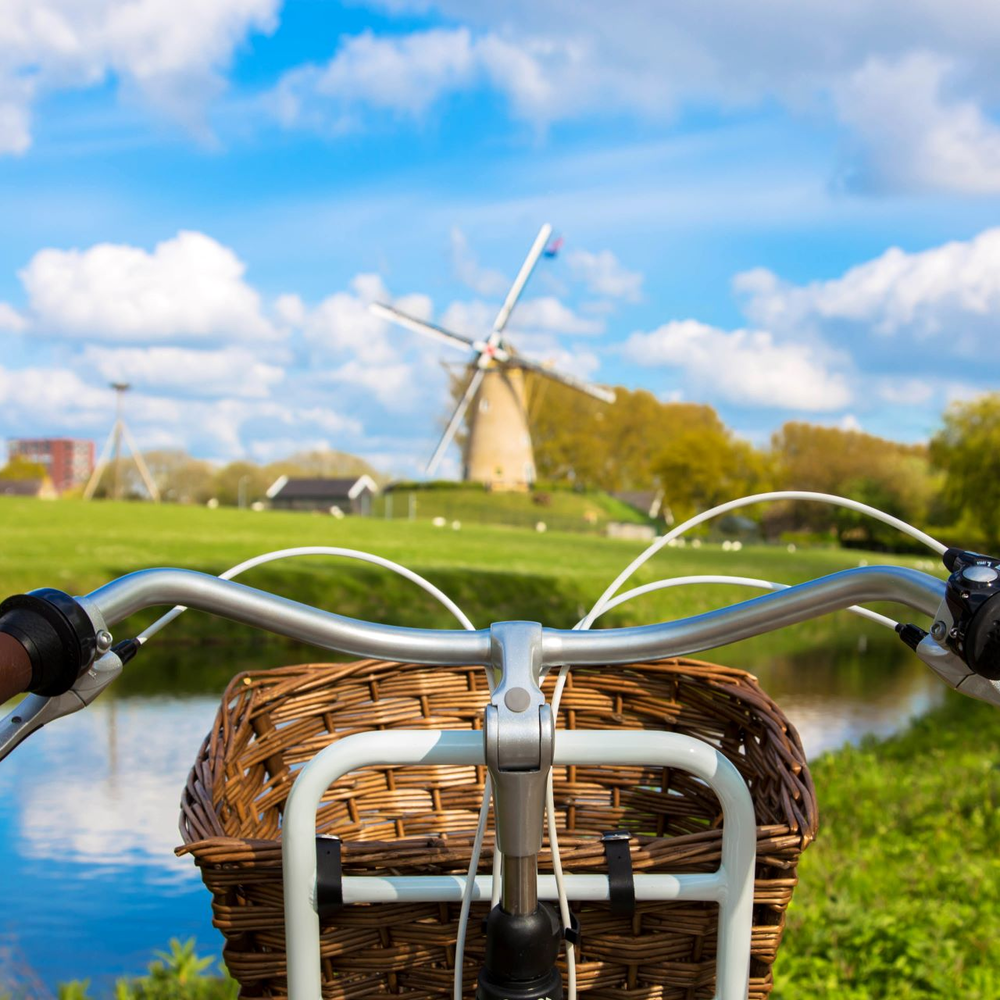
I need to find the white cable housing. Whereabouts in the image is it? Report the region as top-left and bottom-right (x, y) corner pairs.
(596, 575), (898, 630)
(583, 490), (948, 629)
(131, 543), (485, 1000)
(137, 545), (476, 642)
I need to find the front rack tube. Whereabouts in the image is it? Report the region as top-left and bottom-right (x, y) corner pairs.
(83, 564), (945, 665)
(282, 729), (757, 1000)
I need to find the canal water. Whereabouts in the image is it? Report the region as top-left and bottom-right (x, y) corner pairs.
(0, 627), (942, 995)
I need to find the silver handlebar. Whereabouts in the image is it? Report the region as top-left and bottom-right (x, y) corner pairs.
(84, 564), (946, 665)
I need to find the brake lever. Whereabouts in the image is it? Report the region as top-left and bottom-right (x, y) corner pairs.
(911, 588), (1000, 709)
(0, 648), (124, 762)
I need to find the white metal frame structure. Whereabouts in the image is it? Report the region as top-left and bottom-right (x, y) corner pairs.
(281, 729), (757, 1000)
(83, 382), (160, 502)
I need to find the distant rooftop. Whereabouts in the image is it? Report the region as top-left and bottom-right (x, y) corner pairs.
(267, 475), (378, 501)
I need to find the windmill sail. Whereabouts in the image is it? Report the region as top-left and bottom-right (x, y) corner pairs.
(368, 223), (616, 487)
(369, 302), (476, 352)
(506, 355), (615, 404)
(426, 368), (485, 476)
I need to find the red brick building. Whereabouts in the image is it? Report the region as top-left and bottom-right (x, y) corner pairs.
(7, 438), (95, 494)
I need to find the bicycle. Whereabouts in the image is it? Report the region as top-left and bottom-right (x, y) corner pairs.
(2, 490), (999, 1000)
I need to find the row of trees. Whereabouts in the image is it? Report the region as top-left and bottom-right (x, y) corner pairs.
(528, 379), (1000, 548)
(4, 387), (997, 548)
(0, 449), (381, 506)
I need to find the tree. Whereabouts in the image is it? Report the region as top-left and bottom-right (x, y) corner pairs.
(0, 456), (47, 480)
(930, 393), (1000, 545)
(265, 449), (385, 484)
(528, 381), (733, 491)
(141, 450), (215, 504)
(653, 427), (772, 523)
(214, 461), (273, 507)
(769, 422), (935, 542)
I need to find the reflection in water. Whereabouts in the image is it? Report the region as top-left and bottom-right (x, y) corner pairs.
(712, 623), (943, 758)
(13, 698), (218, 872)
(0, 628), (944, 992)
(0, 697), (223, 994)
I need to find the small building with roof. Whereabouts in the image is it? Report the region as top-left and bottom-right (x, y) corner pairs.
(266, 475), (378, 515)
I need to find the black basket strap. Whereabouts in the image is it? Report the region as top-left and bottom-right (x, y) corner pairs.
(316, 835), (343, 919)
(601, 830), (635, 918)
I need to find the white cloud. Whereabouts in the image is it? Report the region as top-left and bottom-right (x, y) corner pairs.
(324, 357), (427, 410)
(268, 26), (633, 132)
(877, 378), (935, 406)
(301, 3), (1000, 193)
(517, 343), (601, 383)
(834, 53), (1000, 194)
(438, 299), (494, 339)
(274, 292), (306, 327)
(0, 362), (360, 460)
(82, 345), (285, 398)
(623, 319), (852, 411)
(0, 364), (114, 430)
(735, 227), (1000, 358)
(20, 230), (280, 343)
(293, 274), (447, 416)
(271, 28), (479, 129)
(567, 249), (643, 301)
(509, 296), (604, 336)
(0, 301), (26, 331)
(450, 228), (509, 297)
(0, 0), (280, 153)
(302, 288), (396, 364)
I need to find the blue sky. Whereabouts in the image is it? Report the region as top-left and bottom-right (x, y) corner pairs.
(2, 0), (1000, 476)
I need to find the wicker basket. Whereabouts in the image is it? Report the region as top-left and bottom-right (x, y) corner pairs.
(178, 658), (818, 1000)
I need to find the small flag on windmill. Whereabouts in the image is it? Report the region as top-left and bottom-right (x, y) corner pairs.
(543, 235), (564, 258)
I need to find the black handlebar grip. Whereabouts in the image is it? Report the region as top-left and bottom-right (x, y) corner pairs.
(0, 630), (33, 703)
(0, 590), (97, 697)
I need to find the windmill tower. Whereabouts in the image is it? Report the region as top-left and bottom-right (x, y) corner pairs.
(371, 225), (615, 490)
(83, 382), (161, 501)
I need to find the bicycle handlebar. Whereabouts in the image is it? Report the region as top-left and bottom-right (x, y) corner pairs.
(82, 563), (946, 666)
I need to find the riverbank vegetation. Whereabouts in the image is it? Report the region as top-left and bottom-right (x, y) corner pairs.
(774, 690), (1000, 998)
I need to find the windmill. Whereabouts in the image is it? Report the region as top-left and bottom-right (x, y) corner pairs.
(370, 224), (615, 490)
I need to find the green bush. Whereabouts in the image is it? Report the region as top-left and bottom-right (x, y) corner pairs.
(773, 692), (1000, 999)
(49, 940), (237, 1000)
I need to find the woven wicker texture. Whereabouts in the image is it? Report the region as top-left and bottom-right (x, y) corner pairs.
(178, 658), (818, 1000)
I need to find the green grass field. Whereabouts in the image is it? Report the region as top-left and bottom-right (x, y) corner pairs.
(0, 496), (943, 625)
(372, 484), (650, 533)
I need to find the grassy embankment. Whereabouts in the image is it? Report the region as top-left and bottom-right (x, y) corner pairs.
(774, 690), (1000, 999)
(370, 483), (650, 533)
(0, 496), (942, 690)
